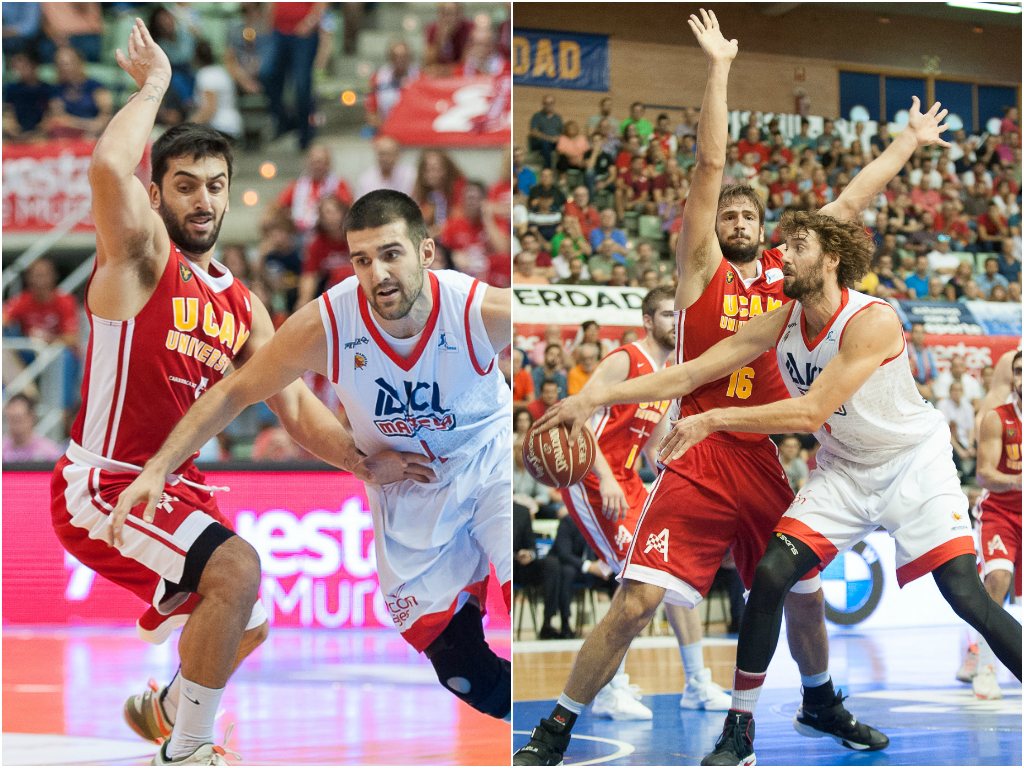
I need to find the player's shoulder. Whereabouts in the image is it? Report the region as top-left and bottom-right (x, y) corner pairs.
(433, 268), (482, 297)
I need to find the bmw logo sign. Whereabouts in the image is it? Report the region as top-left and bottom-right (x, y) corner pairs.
(820, 540), (884, 625)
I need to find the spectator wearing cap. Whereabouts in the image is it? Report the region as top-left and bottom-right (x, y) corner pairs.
(528, 94), (563, 169)
(2, 50), (55, 141)
(365, 40), (419, 132)
(976, 257), (1010, 298)
(2, 394), (62, 461)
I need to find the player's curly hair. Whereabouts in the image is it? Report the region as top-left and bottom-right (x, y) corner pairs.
(778, 209), (874, 288)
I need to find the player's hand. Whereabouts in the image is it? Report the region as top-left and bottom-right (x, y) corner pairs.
(108, 466), (166, 549)
(115, 18), (172, 92)
(354, 450), (437, 485)
(904, 96), (951, 148)
(533, 392), (599, 444)
(598, 475), (628, 522)
(688, 9), (737, 64)
(658, 414), (713, 463)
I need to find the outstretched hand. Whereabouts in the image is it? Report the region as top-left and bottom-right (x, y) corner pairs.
(115, 17), (172, 92)
(688, 8), (738, 64)
(532, 393), (598, 445)
(906, 95), (951, 148)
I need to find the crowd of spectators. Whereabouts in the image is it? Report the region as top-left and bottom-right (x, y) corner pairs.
(515, 94), (1022, 303)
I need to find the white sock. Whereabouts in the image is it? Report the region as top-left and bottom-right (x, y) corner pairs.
(166, 676), (224, 760)
(556, 692), (585, 715)
(730, 668), (766, 715)
(679, 641), (704, 681)
(978, 635), (996, 669)
(161, 669), (182, 724)
(800, 670), (831, 689)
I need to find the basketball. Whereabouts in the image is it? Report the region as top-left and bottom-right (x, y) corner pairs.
(522, 424), (596, 488)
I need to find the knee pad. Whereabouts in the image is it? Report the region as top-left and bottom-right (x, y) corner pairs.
(424, 602), (511, 719)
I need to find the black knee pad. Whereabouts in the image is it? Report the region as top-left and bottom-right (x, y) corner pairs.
(424, 602), (511, 719)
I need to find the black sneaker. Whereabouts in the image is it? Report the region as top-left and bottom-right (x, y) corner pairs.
(513, 717), (572, 766)
(793, 689), (889, 751)
(701, 710), (756, 766)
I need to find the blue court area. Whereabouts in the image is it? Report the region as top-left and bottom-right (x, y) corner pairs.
(512, 627), (1022, 766)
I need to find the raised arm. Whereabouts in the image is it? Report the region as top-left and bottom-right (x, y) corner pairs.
(535, 306), (786, 442)
(675, 9), (737, 306)
(976, 408), (1022, 494)
(89, 19), (172, 267)
(659, 303), (905, 460)
(821, 96), (949, 222)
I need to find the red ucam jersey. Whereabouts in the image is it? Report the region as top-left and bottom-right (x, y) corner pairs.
(583, 343), (671, 500)
(675, 248), (791, 443)
(987, 401), (1022, 513)
(70, 243), (252, 472)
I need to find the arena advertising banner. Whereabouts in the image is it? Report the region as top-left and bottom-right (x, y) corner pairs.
(894, 299), (984, 335)
(2, 470), (509, 634)
(381, 75), (510, 148)
(512, 30), (609, 92)
(920, 334), (1020, 378)
(513, 284), (646, 327)
(2, 139), (97, 233)
(964, 300), (1023, 337)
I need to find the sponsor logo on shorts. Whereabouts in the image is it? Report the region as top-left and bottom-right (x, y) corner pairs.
(644, 528), (669, 562)
(987, 535), (1009, 557)
(615, 524), (633, 550)
(385, 583), (419, 628)
(952, 511), (962, 521)
(344, 336), (369, 350)
(155, 493), (179, 514)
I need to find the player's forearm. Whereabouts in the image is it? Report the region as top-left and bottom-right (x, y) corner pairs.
(269, 383), (362, 472)
(694, 61), (731, 172)
(705, 398), (824, 436)
(828, 131), (916, 221)
(592, 364), (696, 408)
(976, 462), (1023, 490)
(91, 75), (169, 178)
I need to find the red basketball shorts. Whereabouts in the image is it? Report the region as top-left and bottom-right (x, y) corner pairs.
(976, 494), (1022, 598)
(563, 474), (647, 575)
(621, 434), (817, 607)
(51, 454), (266, 643)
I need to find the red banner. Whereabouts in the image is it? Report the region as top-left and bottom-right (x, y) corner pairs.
(911, 333), (1020, 378)
(381, 75), (511, 148)
(2, 470), (509, 634)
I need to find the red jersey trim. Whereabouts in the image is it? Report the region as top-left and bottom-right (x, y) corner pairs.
(776, 302), (798, 346)
(358, 271), (441, 372)
(321, 294), (341, 384)
(101, 323), (129, 458)
(464, 279), (493, 376)
(801, 287), (849, 350)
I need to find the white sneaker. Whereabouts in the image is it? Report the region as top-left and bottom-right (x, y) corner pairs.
(152, 743), (241, 766)
(592, 680), (653, 720)
(957, 646), (979, 683)
(680, 667), (732, 710)
(972, 665), (1003, 700)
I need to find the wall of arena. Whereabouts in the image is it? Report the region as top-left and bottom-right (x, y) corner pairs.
(512, 3), (1022, 145)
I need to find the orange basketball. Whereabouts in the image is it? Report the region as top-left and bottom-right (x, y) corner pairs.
(522, 424), (596, 488)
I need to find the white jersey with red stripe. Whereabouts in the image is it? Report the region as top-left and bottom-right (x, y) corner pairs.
(318, 269), (509, 485)
(776, 287), (943, 466)
(69, 244), (252, 471)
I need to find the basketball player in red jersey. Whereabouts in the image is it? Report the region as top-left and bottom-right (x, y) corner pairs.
(515, 10), (949, 765)
(563, 285), (731, 719)
(49, 20), (428, 767)
(970, 351), (1022, 699)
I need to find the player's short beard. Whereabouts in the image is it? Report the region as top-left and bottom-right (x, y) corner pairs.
(719, 237), (759, 264)
(160, 202), (224, 256)
(652, 323), (675, 352)
(370, 267), (424, 321)
(783, 255), (828, 302)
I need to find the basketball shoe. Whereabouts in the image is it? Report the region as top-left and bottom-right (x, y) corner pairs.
(591, 674), (652, 720)
(124, 679), (174, 744)
(700, 710), (755, 765)
(973, 665), (1003, 700)
(512, 716), (572, 766)
(151, 743), (240, 766)
(957, 644), (979, 683)
(793, 689), (889, 750)
(680, 668), (732, 710)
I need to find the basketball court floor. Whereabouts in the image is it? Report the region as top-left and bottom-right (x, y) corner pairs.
(3, 626), (511, 765)
(513, 625), (1022, 766)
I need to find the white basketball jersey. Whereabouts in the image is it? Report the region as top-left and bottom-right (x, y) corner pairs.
(776, 288), (943, 465)
(318, 269), (510, 483)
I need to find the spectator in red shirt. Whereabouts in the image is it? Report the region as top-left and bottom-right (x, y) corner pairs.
(653, 156), (685, 204)
(615, 127), (642, 171)
(769, 164), (799, 211)
(978, 202), (1009, 249)
(440, 180), (510, 283)
(412, 149), (466, 237)
(616, 155), (651, 220)
(512, 348), (535, 404)
(265, 2), (325, 149)
(769, 132), (793, 165)
(297, 195), (351, 307)
(736, 125), (769, 170)
(424, 2), (474, 76)
(527, 378), (561, 421)
(563, 186), (601, 238)
(271, 144), (353, 236)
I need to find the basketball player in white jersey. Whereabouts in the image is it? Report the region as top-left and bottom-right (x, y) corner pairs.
(113, 190), (514, 722)
(544, 209), (1023, 764)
